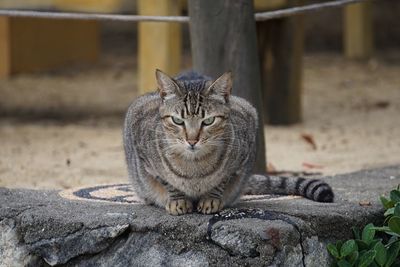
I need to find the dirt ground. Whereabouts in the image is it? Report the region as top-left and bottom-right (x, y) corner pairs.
(1, 52), (400, 190)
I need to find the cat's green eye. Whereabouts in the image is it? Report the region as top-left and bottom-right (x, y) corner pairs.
(171, 116), (184, 125)
(202, 117), (215, 126)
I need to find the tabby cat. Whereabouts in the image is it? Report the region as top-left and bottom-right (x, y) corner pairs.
(123, 70), (334, 215)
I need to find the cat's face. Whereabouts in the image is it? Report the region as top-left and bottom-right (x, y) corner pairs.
(156, 70), (232, 160)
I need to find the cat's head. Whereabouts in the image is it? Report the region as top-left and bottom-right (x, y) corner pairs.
(156, 69), (232, 159)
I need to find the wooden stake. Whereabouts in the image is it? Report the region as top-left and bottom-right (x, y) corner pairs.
(258, 0), (304, 125)
(0, 17), (98, 78)
(344, 1), (373, 59)
(0, 17), (11, 78)
(188, 0), (266, 173)
(137, 0), (182, 94)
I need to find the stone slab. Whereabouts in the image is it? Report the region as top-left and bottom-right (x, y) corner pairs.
(1, 166), (400, 266)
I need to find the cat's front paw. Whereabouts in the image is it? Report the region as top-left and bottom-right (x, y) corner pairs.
(197, 198), (223, 214)
(166, 199), (193, 215)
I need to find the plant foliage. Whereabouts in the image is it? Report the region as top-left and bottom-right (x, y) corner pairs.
(328, 187), (400, 267)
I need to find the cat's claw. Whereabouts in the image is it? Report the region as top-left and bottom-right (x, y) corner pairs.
(166, 199), (193, 215)
(197, 198), (223, 214)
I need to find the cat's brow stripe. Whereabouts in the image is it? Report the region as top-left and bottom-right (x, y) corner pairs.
(196, 94), (203, 115)
(183, 94), (189, 116)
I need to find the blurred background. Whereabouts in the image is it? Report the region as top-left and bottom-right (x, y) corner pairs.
(0, 0), (399, 189)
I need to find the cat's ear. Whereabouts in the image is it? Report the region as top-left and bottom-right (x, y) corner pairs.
(155, 69), (182, 100)
(204, 71), (232, 102)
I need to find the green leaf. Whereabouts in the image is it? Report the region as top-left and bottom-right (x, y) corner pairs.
(337, 259), (352, 267)
(377, 223), (400, 236)
(382, 231), (400, 238)
(390, 190), (400, 203)
(371, 226), (391, 232)
(328, 243), (340, 259)
(348, 250), (359, 265)
(341, 240), (357, 258)
(370, 239), (382, 248)
(385, 207), (395, 217)
(394, 204), (400, 217)
(362, 223), (376, 245)
(388, 216), (400, 235)
(358, 250), (376, 267)
(385, 241), (400, 267)
(353, 227), (361, 240)
(337, 240), (344, 251)
(356, 240), (370, 251)
(374, 242), (387, 266)
(381, 196), (395, 209)
(384, 216), (391, 226)
(386, 236), (398, 247)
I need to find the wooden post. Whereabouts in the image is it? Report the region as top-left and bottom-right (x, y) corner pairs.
(253, 0), (287, 10)
(0, 17), (11, 78)
(188, 0), (266, 173)
(257, 1), (304, 125)
(344, 1), (373, 59)
(0, 17), (99, 78)
(54, 0), (122, 12)
(137, 0), (182, 94)
(9, 18), (98, 73)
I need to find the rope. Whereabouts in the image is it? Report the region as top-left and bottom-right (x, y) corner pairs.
(255, 0), (368, 21)
(0, 9), (189, 23)
(0, 0), (371, 23)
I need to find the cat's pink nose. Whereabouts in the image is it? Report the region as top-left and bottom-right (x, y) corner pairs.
(187, 140), (198, 146)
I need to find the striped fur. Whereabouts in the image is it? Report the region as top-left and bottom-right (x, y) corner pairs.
(245, 175), (334, 202)
(123, 70), (334, 215)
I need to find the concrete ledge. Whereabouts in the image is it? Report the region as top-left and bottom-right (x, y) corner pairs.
(1, 166), (399, 266)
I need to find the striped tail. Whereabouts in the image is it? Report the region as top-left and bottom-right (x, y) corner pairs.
(244, 175), (334, 203)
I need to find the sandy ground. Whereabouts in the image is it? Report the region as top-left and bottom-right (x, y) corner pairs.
(1, 52), (400, 190)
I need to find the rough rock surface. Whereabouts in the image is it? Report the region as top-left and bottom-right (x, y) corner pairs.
(1, 166), (400, 266)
